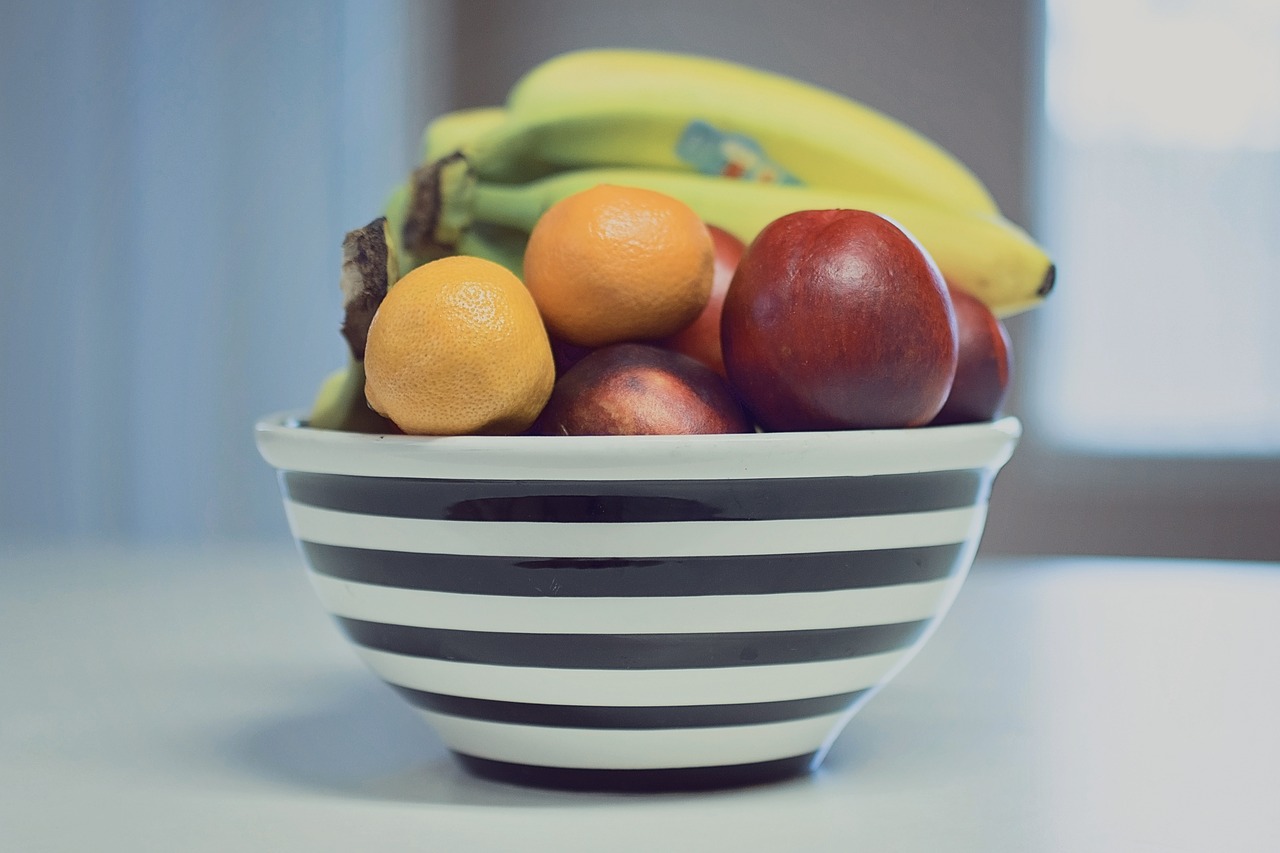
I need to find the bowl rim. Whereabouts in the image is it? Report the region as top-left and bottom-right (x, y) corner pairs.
(255, 411), (1021, 481)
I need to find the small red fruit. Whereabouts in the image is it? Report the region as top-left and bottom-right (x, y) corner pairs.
(931, 284), (1013, 425)
(659, 224), (745, 378)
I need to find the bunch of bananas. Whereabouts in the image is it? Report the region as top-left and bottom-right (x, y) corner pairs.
(386, 48), (1055, 318)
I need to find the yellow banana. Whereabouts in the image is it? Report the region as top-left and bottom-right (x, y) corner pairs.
(462, 48), (999, 217)
(456, 223), (526, 278)
(384, 180), (412, 268)
(308, 360), (396, 433)
(431, 165), (1051, 316)
(383, 150), (477, 273)
(383, 107), (510, 275)
(420, 105), (507, 163)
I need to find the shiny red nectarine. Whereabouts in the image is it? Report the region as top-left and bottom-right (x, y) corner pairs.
(721, 209), (958, 431)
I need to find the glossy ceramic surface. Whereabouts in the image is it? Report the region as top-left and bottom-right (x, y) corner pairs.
(256, 413), (1020, 790)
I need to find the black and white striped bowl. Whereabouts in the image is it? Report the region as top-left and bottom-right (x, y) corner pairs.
(256, 412), (1020, 791)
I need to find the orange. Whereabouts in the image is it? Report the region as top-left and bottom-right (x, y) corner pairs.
(363, 255), (555, 435)
(522, 184), (715, 348)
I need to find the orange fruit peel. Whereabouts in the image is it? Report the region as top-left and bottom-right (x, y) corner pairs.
(363, 255), (555, 435)
(522, 184), (714, 348)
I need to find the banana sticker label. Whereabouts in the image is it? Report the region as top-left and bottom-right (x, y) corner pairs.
(675, 120), (802, 185)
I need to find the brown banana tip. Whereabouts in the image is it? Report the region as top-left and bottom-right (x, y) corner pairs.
(402, 151), (469, 260)
(338, 217), (394, 361)
(1037, 264), (1056, 298)
(400, 163), (442, 256)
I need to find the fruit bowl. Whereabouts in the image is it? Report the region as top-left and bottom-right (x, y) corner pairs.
(255, 412), (1020, 791)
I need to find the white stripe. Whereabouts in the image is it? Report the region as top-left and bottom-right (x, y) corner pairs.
(286, 502), (984, 557)
(308, 574), (960, 634)
(420, 710), (850, 770)
(353, 647), (910, 707)
(256, 410), (1021, 480)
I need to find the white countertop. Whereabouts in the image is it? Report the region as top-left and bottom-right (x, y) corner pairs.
(3, 544), (1278, 852)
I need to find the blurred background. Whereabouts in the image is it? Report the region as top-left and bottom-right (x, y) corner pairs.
(2, 0), (1277, 560)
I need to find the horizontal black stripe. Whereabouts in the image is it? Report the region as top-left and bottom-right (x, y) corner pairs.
(283, 469), (990, 522)
(301, 541), (966, 596)
(454, 752), (819, 791)
(392, 686), (870, 729)
(337, 618), (929, 669)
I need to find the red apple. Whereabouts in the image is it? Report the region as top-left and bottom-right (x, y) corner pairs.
(930, 284), (1013, 425)
(721, 209), (958, 431)
(533, 343), (752, 436)
(659, 224), (745, 378)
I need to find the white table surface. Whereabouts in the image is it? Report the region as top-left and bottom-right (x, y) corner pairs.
(3, 543), (1278, 852)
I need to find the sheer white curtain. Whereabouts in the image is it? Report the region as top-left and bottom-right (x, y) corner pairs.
(1035, 0), (1280, 453)
(1, 0), (450, 544)
(980, 0), (1280, 560)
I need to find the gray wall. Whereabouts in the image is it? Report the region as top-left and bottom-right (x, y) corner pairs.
(4, 0), (1275, 559)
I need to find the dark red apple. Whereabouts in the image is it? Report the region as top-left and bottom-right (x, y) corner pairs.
(930, 284), (1013, 425)
(721, 209), (958, 431)
(533, 343), (752, 436)
(659, 224), (745, 378)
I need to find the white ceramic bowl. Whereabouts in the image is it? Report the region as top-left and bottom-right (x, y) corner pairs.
(256, 412), (1020, 791)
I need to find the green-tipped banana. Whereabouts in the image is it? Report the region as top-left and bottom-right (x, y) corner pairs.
(308, 360), (396, 432)
(384, 153), (476, 274)
(386, 108), (511, 277)
(421, 105), (507, 163)
(456, 223), (527, 278)
(430, 165), (1051, 317)
(383, 181), (417, 273)
(389, 165), (527, 279)
(461, 48), (999, 217)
